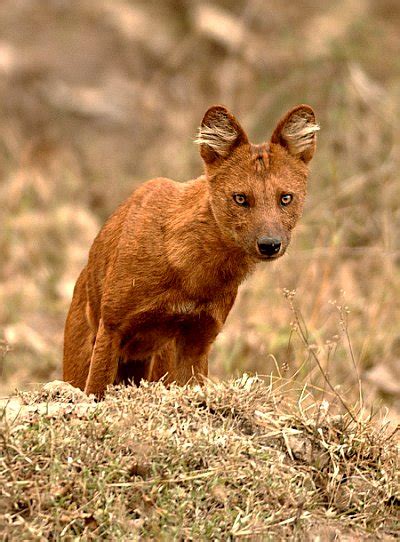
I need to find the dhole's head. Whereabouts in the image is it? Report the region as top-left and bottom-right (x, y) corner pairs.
(196, 104), (318, 261)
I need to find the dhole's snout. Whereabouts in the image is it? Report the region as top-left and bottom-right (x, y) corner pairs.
(256, 236), (282, 258)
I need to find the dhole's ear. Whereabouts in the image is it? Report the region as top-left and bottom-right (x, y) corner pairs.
(271, 105), (319, 164)
(195, 105), (249, 164)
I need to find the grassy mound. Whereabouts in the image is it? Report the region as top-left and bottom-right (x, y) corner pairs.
(1, 377), (399, 540)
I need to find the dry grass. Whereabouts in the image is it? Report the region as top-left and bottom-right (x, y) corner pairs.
(1, 378), (399, 540)
(1, 1), (400, 417)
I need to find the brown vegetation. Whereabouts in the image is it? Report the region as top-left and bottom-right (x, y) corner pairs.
(1, 1), (400, 415)
(1, 378), (399, 539)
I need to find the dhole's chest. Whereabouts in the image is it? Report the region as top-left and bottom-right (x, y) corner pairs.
(119, 293), (231, 359)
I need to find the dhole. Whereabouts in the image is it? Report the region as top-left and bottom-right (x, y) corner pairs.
(63, 104), (318, 397)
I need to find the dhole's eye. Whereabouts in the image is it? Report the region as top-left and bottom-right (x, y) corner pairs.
(233, 193), (249, 207)
(280, 194), (293, 206)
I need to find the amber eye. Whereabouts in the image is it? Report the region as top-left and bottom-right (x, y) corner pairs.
(280, 194), (293, 206)
(233, 193), (249, 207)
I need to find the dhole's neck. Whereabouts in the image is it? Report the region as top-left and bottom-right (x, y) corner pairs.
(165, 176), (252, 297)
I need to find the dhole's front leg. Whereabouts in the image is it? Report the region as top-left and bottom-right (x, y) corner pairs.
(84, 319), (120, 397)
(148, 341), (177, 383)
(173, 316), (221, 385)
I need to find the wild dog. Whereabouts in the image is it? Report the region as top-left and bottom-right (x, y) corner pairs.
(63, 104), (318, 396)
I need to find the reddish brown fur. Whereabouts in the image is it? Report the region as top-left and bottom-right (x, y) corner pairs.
(63, 104), (318, 397)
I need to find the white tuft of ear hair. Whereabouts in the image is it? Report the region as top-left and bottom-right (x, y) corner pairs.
(281, 113), (320, 157)
(194, 112), (239, 157)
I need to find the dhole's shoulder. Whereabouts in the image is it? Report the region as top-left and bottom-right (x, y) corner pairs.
(121, 177), (190, 217)
(133, 177), (183, 199)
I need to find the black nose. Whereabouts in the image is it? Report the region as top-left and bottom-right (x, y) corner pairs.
(257, 237), (281, 257)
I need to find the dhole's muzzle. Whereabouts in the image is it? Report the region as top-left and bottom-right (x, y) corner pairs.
(256, 236), (282, 258)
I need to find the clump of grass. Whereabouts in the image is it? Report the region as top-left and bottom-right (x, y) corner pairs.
(1, 378), (399, 539)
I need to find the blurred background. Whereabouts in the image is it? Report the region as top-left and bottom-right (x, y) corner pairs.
(1, 0), (399, 415)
